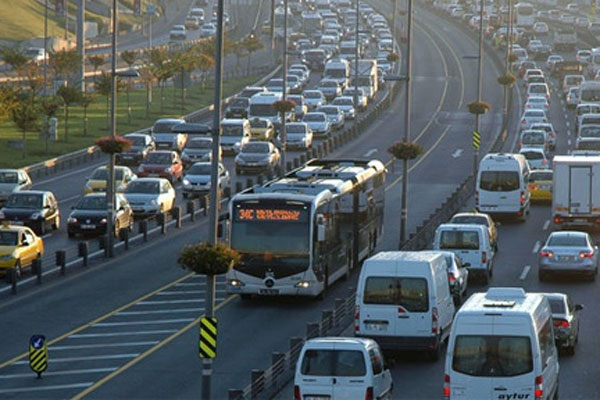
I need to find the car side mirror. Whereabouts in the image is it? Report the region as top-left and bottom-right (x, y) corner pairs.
(21, 240), (29, 246)
(317, 221), (326, 242)
(575, 304), (584, 311)
(44, 205), (51, 209)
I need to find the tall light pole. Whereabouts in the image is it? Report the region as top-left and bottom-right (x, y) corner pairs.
(474, 0), (485, 175)
(503, 0), (513, 126)
(44, 0), (49, 154)
(205, 0), (225, 398)
(77, 0), (86, 92)
(281, 0), (288, 173)
(270, 0), (276, 51)
(107, 0), (118, 257)
(399, 0), (413, 247)
(353, 0), (359, 115)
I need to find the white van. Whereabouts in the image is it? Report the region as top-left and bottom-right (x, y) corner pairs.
(355, 251), (455, 359)
(476, 153), (531, 219)
(444, 288), (559, 400)
(294, 337), (393, 400)
(433, 224), (494, 284)
(219, 119), (251, 154)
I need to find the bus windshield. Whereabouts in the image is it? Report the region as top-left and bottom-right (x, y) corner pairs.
(249, 104), (276, 117)
(581, 89), (600, 102)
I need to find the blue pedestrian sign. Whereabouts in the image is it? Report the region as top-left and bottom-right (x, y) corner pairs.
(30, 335), (45, 350)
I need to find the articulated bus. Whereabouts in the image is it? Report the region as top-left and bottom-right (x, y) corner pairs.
(226, 159), (386, 298)
(515, 2), (535, 29)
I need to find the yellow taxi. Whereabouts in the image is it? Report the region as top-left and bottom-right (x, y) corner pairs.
(249, 118), (275, 141)
(529, 169), (553, 202)
(83, 165), (137, 194)
(0, 222), (44, 277)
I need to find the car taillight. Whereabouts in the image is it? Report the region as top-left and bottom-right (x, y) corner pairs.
(542, 159), (548, 165)
(521, 119), (526, 125)
(294, 385), (301, 400)
(443, 374), (451, 400)
(551, 132), (556, 137)
(526, 104), (530, 108)
(354, 305), (360, 332)
(520, 191), (526, 206)
(535, 375), (543, 400)
(432, 307), (439, 334)
(365, 387), (374, 400)
(579, 250), (594, 259)
(448, 274), (456, 282)
(481, 251), (487, 264)
(554, 216), (562, 224)
(554, 319), (570, 329)
(540, 250), (554, 258)
(529, 184), (537, 190)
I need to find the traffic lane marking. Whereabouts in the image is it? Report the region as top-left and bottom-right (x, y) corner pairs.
(0, 367), (117, 379)
(116, 308), (203, 316)
(363, 148), (378, 157)
(50, 342), (160, 351)
(0, 382), (93, 394)
(156, 289), (226, 295)
(543, 219), (550, 231)
(92, 318), (195, 327)
(32, 162), (104, 187)
(68, 330), (178, 339)
(13, 354), (139, 365)
(519, 265), (531, 280)
(533, 241), (541, 254)
(451, 149), (463, 158)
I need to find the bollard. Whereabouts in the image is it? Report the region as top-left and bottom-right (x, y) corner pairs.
(267, 170), (274, 180)
(235, 182), (243, 193)
(32, 258), (42, 284)
(157, 212), (167, 235)
(78, 241), (89, 267)
(172, 206), (182, 228)
(9, 268), (17, 294)
(306, 322), (320, 339)
(121, 228), (130, 250)
(56, 250), (66, 275)
(271, 352), (285, 385)
(293, 158), (299, 168)
(224, 186), (231, 198)
(322, 310), (334, 334)
(139, 220), (148, 242)
(300, 154), (306, 164)
(246, 178), (254, 188)
(187, 200), (196, 222)
(257, 174), (264, 185)
(251, 369), (264, 399)
(203, 195), (210, 216)
(99, 235), (109, 257)
(289, 337), (304, 366)
(228, 389), (243, 400)
(286, 161), (292, 172)
(335, 298), (345, 325)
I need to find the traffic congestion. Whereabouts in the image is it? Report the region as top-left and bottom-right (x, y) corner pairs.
(2, 0), (600, 399)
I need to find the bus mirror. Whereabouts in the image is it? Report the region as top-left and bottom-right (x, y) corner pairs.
(317, 223), (326, 242)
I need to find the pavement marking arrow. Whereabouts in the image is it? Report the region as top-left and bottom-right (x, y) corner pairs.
(451, 149), (463, 158)
(363, 148), (378, 157)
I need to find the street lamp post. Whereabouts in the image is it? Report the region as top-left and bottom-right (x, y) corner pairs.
(474, 0), (485, 175)
(204, 0), (225, 398)
(281, 0), (288, 173)
(399, 0), (413, 247)
(44, 0), (49, 154)
(107, 0), (118, 257)
(353, 0), (359, 115)
(503, 0), (513, 127)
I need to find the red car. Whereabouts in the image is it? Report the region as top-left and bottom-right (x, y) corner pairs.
(137, 150), (183, 183)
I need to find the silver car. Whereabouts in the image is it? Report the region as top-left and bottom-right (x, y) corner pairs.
(181, 137), (221, 167)
(182, 162), (229, 199)
(285, 122), (313, 150)
(318, 79), (342, 100)
(317, 105), (345, 130)
(543, 292), (583, 355)
(0, 169), (32, 206)
(152, 118), (187, 152)
(123, 178), (176, 218)
(303, 90), (326, 110)
(539, 231), (599, 281)
(331, 96), (356, 119)
(302, 112), (331, 137)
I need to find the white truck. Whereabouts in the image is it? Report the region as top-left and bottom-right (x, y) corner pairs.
(553, 155), (600, 229)
(554, 29), (577, 51)
(324, 58), (350, 89)
(349, 59), (378, 100)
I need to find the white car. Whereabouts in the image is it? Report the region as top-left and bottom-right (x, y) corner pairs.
(124, 178), (176, 218)
(525, 96), (550, 111)
(169, 25), (187, 40)
(200, 23), (216, 37)
(520, 147), (549, 170)
(331, 96), (357, 119)
(285, 122), (313, 150)
(546, 55), (564, 70)
(520, 109), (548, 130)
(303, 90), (326, 110)
(577, 17), (590, 28)
(527, 40), (543, 53)
(533, 22), (549, 35)
(24, 47), (47, 65)
(560, 14), (575, 24)
(182, 162), (229, 199)
(576, 50), (592, 65)
(531, 122), (557, 150)
(567, 86), (580, 109)
(527, 83), (551, 102)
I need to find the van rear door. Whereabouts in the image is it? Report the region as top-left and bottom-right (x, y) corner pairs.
(438, 228), (483, 271)
(297, 348), (336, 398)
(331, 349), (369, 399)
(569, 166), (592, 214)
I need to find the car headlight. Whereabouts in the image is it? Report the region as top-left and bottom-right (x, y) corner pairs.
(261, 156), (271, 163)
(0, 254), (14, 261)
(234, 142), (242, 149)
(149, 199), (158, 206)
(164, 167), (171, 173)
(30, 213), (41, 219)
(228, 279), (245, 287)
(85, 182), (92, 189)
(183, 179), (191, 186)
(295, 280), (311, 288)
(67, 217), (78, 224)
(138, 165), (145, 172)
(236, 157), (246, 164)
(116, 184), (123, 191)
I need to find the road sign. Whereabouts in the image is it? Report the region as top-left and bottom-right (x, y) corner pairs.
(199, 317), (217, 359)
(473, 130), (481, 149)
(146, 4), (156, 16)
(29, 335), (48, 377)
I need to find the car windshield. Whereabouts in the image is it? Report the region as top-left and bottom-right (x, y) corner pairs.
(242, 143), (269, 153)
(529, 86), (546, 94)
(76, 196), (107, 210)
(287, 124), (306, 133)
(127, 136), (146, 147)
(439, 230), (480, 250)
(333, 98), (353, 106)
(0, 172), (18, 183)
(250, 119), (268, 128)
(580, 126), (600, 137)
(187, 164), (212, 175)
(222, 125), (244, 136)
(153, 122), (177, 133)
(547, 234), (587, 247)
(186, 139), (211, 149)
(0, 231), (18, 245)
(548, 298), (565, 314)
(522, 132), (545, 144)
(577, 140), (600, 150)
(452, 215), (489, 226)
(363, 276), (429, 311)
(530, 171), (552, 181)
(581, 89), (600, 102)
(320, 107), (337, 114)
(521, 151), (544, 160)
(6, 193), (42, 209)
(144, 153), (171, 164)
(452, 335), (533, 377)
(304, 114), (325, 122)
(304, 92), (321, 99)
(300, 350), (366, 377)
(126, 181), (160, 194)
(320, 81), (338, 88)
(93, 168), (126, 181)
(480, 171), (520, 192)
(288, 96), (303, 105)
(229, 98), (249, 107)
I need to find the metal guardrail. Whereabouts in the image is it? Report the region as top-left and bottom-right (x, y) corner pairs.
(227, 294), (357, 400)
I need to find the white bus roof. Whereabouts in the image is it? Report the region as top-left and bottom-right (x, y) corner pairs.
(458, 287), (546, 316)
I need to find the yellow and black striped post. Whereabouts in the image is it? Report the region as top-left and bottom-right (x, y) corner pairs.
(29, 335), (47, 378)
(473, 130), (481, 150)
(199, 317), (217, 359)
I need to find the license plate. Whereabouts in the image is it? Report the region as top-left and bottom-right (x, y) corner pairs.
(574, 218), (587, 223)
(559, 255), (574, 261)
(122, 155), (132, 159)
(148, 174), (159, 177)
(81, 224), (96, 229)
(132, 208), (144, 212)
(259, 289), (279, 295)
(365, 323), (388, 332)
(539, 184), (550, 190)
(305, 397), (330, 400)
(11, 220), (24, 225)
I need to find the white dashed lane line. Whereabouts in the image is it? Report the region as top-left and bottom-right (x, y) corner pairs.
(519, 265), (531, 281)
(543, 220), (550, 231)
(532, 241), (541, 254)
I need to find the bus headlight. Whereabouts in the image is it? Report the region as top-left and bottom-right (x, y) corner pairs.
(228, 279), (244, 287)
(295, 280), (311, 289)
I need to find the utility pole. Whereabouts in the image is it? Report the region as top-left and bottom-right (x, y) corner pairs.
(270, 0), (276, 51)
(503, 0), (512, 127)
(64, 0), (69, 40)
(149, 9), (153, 49)
(44, 0), (49, 154)
(399, 0), (413, 247)
(205, 0), (225, 398)
(474, 0), (485, 175)
(281, 0), (288, 173)
(107, 0), (118, 258)
(353, 0), (359, 115)
(77, 0), (86, 92)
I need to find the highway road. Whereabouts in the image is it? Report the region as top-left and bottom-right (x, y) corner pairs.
(0, 1), (513, 399)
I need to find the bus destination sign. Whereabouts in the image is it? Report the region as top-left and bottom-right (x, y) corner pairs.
(236, 207), (306, 222)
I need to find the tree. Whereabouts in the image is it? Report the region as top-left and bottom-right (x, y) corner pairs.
(138, 65), (156, 117)
(95, 71), (113, 129)
(87, 54), (105, 83)
(178, 242), (240, 275)
(10, 97), (40, 159)
(176, 47), (198, 113)
(242, 34), (265, 75)
(120, 50), (138, 68)
(80, 92), (96, 136)
(49, 49), (81, 85)
(228, 39), (246, 72)
(196, 53), (215, 92)
(0, 86), (20, 118)
(146, 48), (177, 113)
(0, 46), (30, 75)
(57, 86), (83, 142)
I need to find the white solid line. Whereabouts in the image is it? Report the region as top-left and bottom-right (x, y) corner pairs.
(157, 290), (205, 295)
(174, 282), (227, 287)
(69, 329), (177, 338)
(13, 354), (139, 365)
(50, 341), (159, 350)
(117, 308), (203, 316)
(137, 299), (205, 305)
(41, 233), (52, 239)
(532, 241), (541, 254)
(0, 382), (93, 394)
(0, 367), (117, 379)
(519, 265), (531, 280)
(363, 148), (378, 157)
(93, 318), (194, 327)
(543, 220), (550, 231)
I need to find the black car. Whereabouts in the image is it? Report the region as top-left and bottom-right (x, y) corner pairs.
(225, 97), (250, 118)
(116, 133), (155, 166)
(0, 190), (59, 235)
(67, 193), (133, 238)
(534, 45), (552, 61)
